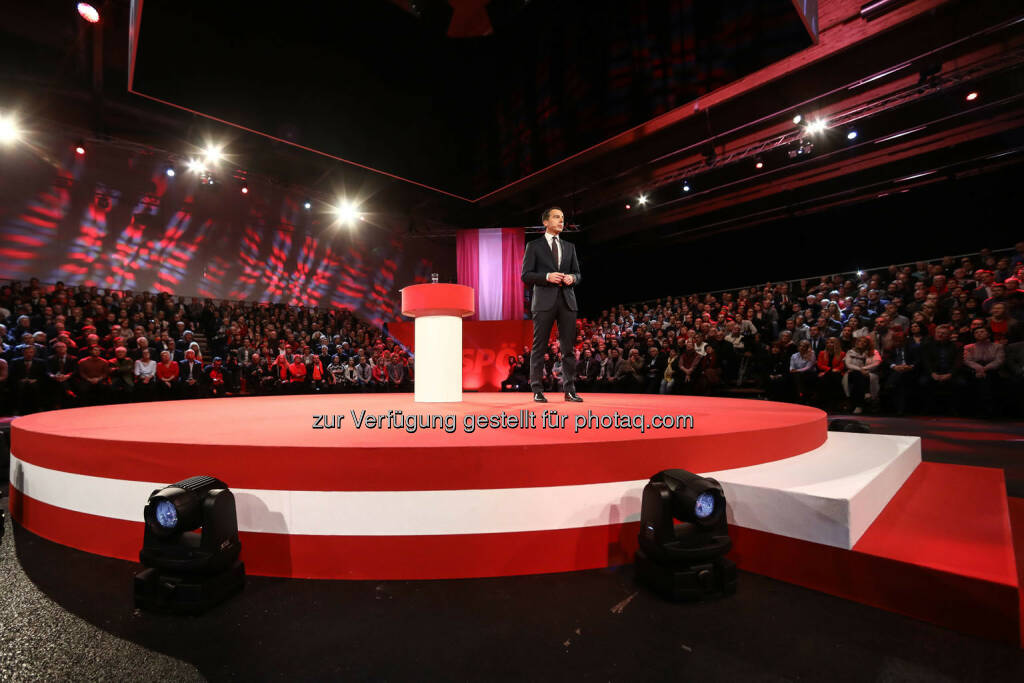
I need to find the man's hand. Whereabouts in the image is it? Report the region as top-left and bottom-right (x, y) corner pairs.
(546, 272), (564, 284)
(562, 274), (575, 286)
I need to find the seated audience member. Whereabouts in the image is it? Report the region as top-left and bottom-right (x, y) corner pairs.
(205, 356), (227, 398)
(1001, 330), (1024, 415)
(677, 341), (703, 395)
(919, 324), (964, 414)
(108, 346), (135, 402)
(287, 353), (308, 392)
(77, 344), (111, 405)
(843, 336), (881, 414)
(789, 340), (817, 404)
(815, 337), (845, 412)
(660, 347), (680, 395)
(308, 352), (327, 392)
(327, 355), (347, 391)
(179, 349), (204, 398)
(987, 302), (1018, 344)
(134, 347), (157, 401)
(371, 357), (387, 392)
(343, 357), (360, 391)
(882, 327), (918, 416)
(962, 326), (1003, 417)
(598, 348), (624, 392)
(355, 356), (373, 391)
(387, 354), (405, 391)
(47, 341), (78, 409)
(615, 348), (643, 393)
(9, 344), (46, 414)
(576, 350), (599, 392)
(155, 349), (180, 399)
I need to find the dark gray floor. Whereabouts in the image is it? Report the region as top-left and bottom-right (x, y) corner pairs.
(2, 416), (1024, 681)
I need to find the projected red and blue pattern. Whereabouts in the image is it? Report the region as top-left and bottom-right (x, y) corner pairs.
(0, 146), (450, 326)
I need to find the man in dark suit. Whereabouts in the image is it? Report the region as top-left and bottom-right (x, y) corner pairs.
(521, 206), (583, 402)
(9, 344), (47, 414)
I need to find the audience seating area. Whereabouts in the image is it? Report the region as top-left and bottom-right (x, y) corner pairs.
(2, 242), (1023, 418)
(505, 243), (1024, 418)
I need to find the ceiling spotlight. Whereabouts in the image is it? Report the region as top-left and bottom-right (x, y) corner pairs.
(847, 130), (858, 140)
(202, 145), (224, 164)
(333, 200), (361, 225)
(77, 2), (100, 23)
(625, 203), (631, 210)
(856, 270), (864, 277)
(303, 200), (312, 210)
(754, 159), (764, 170)
(965, 91), (979, 101)
(637, 194), (648, 205)
(187, 158), (206, 173)
(0, 114), (21, 144)
(682, 181), (691, 192)
(792, 114), (802, 125)
(240, 186), (249, 195)
(75, 142), (86, 156)
(165, 167), (176, 177)
(806, 118), (828, 135)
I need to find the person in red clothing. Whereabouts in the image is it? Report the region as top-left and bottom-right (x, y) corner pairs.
(205, 356), (227, 397)
(816, 336), (845, 412)
(371, 356), (387, 392)
(77, 344), (111, 405)
(308, 353), (327, 392)
(287, 354), (307, 393)
(155, 349), (180, 400)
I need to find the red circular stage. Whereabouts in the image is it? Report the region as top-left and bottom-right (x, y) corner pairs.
(9, 394), (825, 579)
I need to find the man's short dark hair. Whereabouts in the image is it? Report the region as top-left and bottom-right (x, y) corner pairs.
(541, 206), (563, 223)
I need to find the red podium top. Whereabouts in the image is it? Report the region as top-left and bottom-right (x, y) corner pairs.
(401, 283), (475, 318)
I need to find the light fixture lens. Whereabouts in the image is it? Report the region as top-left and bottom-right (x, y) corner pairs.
(166, 167), (176, 177)
(755, 161), (764, 169)
(241, 186), (249, 194)
(203, 145), (223, 164)
(155, 500), (178, 529)
(304, 201), (312, 210)
(637, 194), (648, 205)
(966, 91), (978, 101)
(682, 183), (690, 192)
(793, 114), (802, 124)
(695, 492), (715, 519)
(75, 145), (86, 155)
(847, 130), (858, 140)
(334, 200), (361, 225)
(77, 2), (100, 23)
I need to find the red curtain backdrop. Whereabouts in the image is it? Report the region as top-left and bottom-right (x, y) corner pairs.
(501, 228), (525, 321)
(457, 228), (524, 321)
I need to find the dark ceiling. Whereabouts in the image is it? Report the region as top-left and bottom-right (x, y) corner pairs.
(129, 0), (813, 198)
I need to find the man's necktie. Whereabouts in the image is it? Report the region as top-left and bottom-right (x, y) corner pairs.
(551, 236), (560, 270)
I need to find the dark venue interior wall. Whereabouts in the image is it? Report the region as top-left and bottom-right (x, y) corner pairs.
(580, 168), (1022, 312)
(0, 136), (454, 326)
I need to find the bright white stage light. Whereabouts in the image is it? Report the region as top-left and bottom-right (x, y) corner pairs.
(334, 200), (361, 225)
(847, 130), (858, 140)
(303, 201), (312, 210)
(637, 194), (648, 205)
(187, 158), (206, 173)
(166, 167), (176, 177)
(792, 114), (802, 125)
(0, 115), (21, 144)
(77, 2), (100, 23)
(203, 145), (224, 164)
(806, 118), (828, 135)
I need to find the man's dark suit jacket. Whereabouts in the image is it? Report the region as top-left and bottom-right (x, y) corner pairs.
(9, 357), (47, 383)
(520, 235), (582, 313)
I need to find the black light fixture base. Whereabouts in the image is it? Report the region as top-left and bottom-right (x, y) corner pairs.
(634, 548), (737, 601)
(134, 559), (246, 614)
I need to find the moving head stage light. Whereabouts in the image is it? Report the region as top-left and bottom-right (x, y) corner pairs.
(135, 475), (245, 613)
(635, 469), (736, 601)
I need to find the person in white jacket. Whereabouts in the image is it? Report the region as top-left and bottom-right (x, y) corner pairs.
(843, 335), (881, 413)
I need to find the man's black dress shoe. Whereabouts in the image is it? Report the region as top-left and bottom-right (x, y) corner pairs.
(564, 392), (584, 402)
(533, 392), (548, 403)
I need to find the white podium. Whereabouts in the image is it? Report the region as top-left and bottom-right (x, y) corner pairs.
(400, 283), (475, 402)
